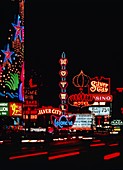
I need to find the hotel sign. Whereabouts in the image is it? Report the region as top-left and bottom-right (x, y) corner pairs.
(59, 52), (68, 114)
(68, 70), (94, 108)
(68, 93), (95, 107)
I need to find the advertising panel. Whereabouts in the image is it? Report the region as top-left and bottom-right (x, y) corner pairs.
(88, 107), (110, 116)
(0, 102), (9, 116)
(9, 102), (22, 116)
(68, 113), (95, 130)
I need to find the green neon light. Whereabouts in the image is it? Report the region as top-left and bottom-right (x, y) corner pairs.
(5, 73), (19, 90)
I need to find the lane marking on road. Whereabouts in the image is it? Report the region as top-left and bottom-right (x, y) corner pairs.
(90, 143), (105, 147)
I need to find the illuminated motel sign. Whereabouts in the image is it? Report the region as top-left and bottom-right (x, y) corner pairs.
(68, 93), (95, 107)
(68, 70), (94, 108)
(59, 52), (68, 114)
(88, 76), (113, 102)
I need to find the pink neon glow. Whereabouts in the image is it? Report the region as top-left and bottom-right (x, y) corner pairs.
(9, 151), (48, 160)
(90, 143), (105, 147)
(48, 151), (80, 160)
(104, 152), (120, 160)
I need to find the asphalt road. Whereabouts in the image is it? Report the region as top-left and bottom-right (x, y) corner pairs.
(1, 134), (123, 170)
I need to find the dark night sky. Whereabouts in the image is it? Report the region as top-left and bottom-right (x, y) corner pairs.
(25, 2), (123, 97)
(0, 1), (123, 107)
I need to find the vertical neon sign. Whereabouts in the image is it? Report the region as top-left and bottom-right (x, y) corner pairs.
(0, 1), (24, 102)
(59, 52), (68, 115)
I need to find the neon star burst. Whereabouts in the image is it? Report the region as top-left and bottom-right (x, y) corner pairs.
(12, 15), (23, 41)
(1, 44), (14, 64)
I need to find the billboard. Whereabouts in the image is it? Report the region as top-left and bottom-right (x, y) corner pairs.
(68, 113), (95, 130)
(0, 102), (9, 116)
(9, 102), (22, 116)
(88, 107), (110, 116)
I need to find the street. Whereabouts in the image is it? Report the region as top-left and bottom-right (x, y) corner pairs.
(1, 133), (123, 170)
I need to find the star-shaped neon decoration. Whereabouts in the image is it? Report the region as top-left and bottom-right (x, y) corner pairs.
(1, 44), (14, 64)
(12, 15), (23, 41)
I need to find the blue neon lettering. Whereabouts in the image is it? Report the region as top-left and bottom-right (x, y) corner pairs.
(54, 119), (73, 128)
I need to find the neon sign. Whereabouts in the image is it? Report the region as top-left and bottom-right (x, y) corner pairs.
(116, 88), (123, 92)
(59, 52), (68, 114)
(51, 115), (76, 129)
(12, 15), (23, 41)
(59, 81), (68, 89)
(38, 106), (62, 115)
(29, 78), (37, 88)
(90, 81), (108, 93)
(92, 94), (113, 102)
(59, 104), (68, 111)
(68, 93), (95, 107)
(89, 76), (110, 94)
(111, 120), (123, 126)
(0, 103), (9, 116)
(72, 70), (90, 91)
(68, 70), (94, 108)
(59, 58), (68, 65)
(59, 93), (68, 100)
(9, 102), (22, 116)
(0, 5), (24, 102)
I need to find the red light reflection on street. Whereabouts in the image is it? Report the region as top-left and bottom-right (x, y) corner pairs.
(92, 139), (101, 143)
(48, 151), (80, 160)
(9, 151), (48, 160)
(90, 143), (105, 147)
(109, 143), (119, 147)
(104, 152), (120, 160)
